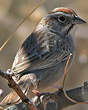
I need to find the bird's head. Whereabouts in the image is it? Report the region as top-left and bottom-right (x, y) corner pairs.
(36, 7), (86, 36)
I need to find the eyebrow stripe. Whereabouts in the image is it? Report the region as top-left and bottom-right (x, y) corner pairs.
(49, 7), (77, 16)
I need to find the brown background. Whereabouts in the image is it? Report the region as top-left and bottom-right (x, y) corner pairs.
(0, 0), (88, 110)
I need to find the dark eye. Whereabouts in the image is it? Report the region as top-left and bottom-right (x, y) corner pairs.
(58, 16), (66, 23)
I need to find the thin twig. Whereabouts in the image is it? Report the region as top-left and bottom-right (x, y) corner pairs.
(0, 0), (46, 52)
(62, 53), (88, 105)
(62, 53), (77, 103)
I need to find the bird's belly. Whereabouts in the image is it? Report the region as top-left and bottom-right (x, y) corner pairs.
(35, 60), (67, 92)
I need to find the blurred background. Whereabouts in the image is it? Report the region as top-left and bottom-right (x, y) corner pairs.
(0, 0), (88, 110)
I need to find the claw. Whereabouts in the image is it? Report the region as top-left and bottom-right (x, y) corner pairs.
(32, 89), (41, 96)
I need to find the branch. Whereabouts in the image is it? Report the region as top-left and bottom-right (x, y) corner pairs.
(4, 82), (88, 110)
(0, 70), (37, 110)
(0, 69), (88, 110)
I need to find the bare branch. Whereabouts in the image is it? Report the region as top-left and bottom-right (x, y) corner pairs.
(0, 70), (37, 110)
(4, 81), (88, 110)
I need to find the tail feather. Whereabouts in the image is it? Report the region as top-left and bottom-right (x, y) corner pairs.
(0, 91), (21, 106)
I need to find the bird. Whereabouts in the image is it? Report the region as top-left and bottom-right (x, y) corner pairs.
(0, 7), (86, 106)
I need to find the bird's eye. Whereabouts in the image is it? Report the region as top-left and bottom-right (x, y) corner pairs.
(58, 16), (66, 23)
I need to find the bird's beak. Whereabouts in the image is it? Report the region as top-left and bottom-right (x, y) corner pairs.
(73, 16), (86, 24)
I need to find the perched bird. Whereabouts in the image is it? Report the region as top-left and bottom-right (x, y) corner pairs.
(0, 7), (86, 106)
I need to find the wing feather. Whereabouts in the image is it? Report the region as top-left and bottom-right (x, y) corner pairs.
(12, 31), (70, 74)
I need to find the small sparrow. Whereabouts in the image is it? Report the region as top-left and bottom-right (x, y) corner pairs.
(0, 7), (86, 106)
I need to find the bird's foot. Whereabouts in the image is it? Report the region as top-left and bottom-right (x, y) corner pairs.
(32, 89), (52, 105)
(57, 86), (63, 93)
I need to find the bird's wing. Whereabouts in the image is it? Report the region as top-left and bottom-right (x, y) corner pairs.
(12, 31), (69, 74)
